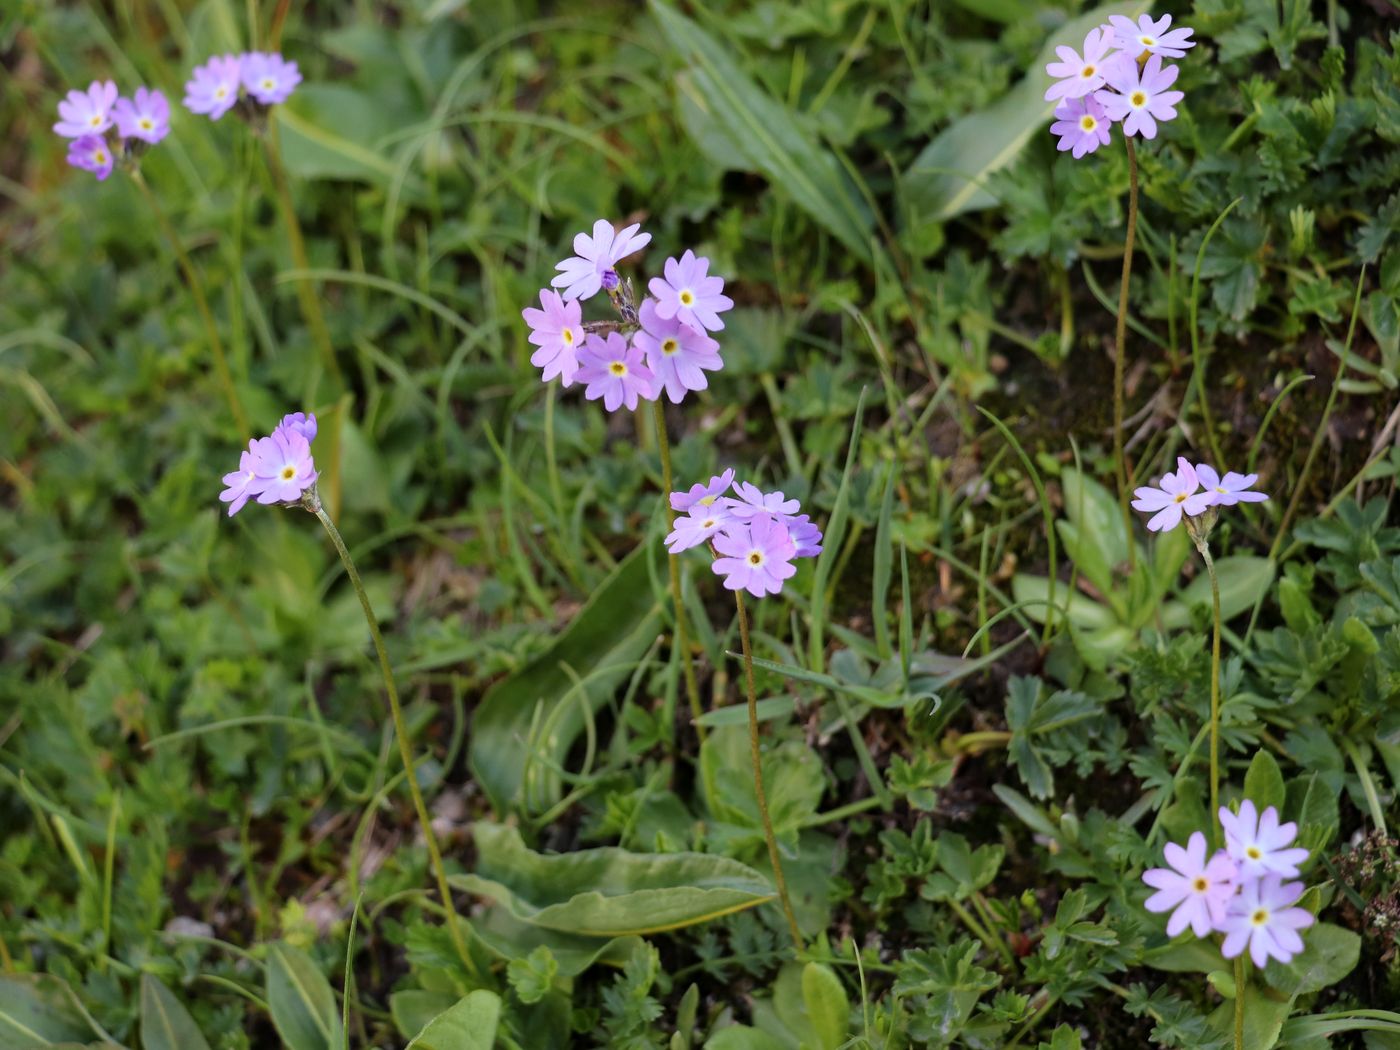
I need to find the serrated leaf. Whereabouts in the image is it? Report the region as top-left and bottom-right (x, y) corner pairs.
(140, 974), (211, 1050)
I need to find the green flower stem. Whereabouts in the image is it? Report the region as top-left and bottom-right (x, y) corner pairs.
(129, 169), (249, 438)
(1341, 736), (1389, 836)
(734, 589), (804, 952)
(1234, 956), (1246, 1050)
(1114, 135), (1139, 576)
(309, 495), (475, 976)
(652, 400), (706, 743)
(1200, 540), (1224, 842)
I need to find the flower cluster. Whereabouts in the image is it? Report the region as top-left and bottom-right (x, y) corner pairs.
(219, 412), (319, 516)
(1131, 457), (1267, 534)
(522, 219), (732, 407)
(185, 51), (302, 121)
(53, 80), (171, 181)
(1045, 13), (1193, 157)
(1143, 800), (1315, 967)
(665, 471), (822, 598)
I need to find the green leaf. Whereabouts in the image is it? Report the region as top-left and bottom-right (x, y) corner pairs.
(1145, 937), (1232, 974)
(1243, 750), (1287, 814)
(472, 907), (644, 977)
(1263, 924), (1361, 996)
(801, 963), (849, 1050)
(650, 0), (873, 262)
(1059, 468), (1128, 590)
(902, 1), (1149, 219)
(450, 823), (773, 937)
(1010, 575), (1117, 629)
(1160, 557), (1276, 630)
(0, 974), (105, 1047)
(469, 543), (662, 813)
(275, 86), (403, 187)
(266, 943), (344, 1050)
(1292, 772), (1340, 854)
(391, 993), (459, 1043)
(1210, 990), (1289, 1049)
(704, 1027), (788, 1050)
(140, 974), (211, 1050)
(405, 990), (502, 1050)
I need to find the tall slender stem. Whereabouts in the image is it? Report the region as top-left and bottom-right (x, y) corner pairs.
(1233, 956), (1246, 1050)
(1114, 136), (1140, 575)
(1200, 540), (1223, 839)
(653, 401), (706, 742)
(735, 590), (804, 951)
(129, 169), (249, 437)
(309, 496), (475, 976)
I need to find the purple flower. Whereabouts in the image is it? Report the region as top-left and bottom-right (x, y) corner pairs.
(574, 332), (656, 412)
(54, 80), (118, 138)
(785, 514), (824, 558)
(247, 427), (318, 505)
(1131, 457), (1210, 533)
(634, 299), (722, 403)
(1220, 876), (1314, 968)
(67, 135), (115, 181)
(1050, 96), (1112, 158)
(112, 87), (171, 145)
(648, 250), (734, 333)
(722, 480), (800, 522)
(712, 516), (798, 598)
(241, 51), (302, 105)
(671, 469), (735, 513)
(665, 506), (732, 554)
(1218, 800), (1310, 880)
(1096, 55), (1183, 140)
(551, 219), (651, 302)
(522, 289), (585, 386)
(1044, 28), (1118, 102)
(1196, 465), (1268, 507)
(1108, 14), (1195, 59)
(184, 55), (243, 120)
(1141, 831), (1239, 938)
(219, 446), (260, 517)
(276, 412), (318, 444)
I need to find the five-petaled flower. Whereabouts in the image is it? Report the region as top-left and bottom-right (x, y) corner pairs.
(635, 299), (723, 403)
(1219, 876), (1315, 968)
(1196, 464), (1269, 507)
(1142, 831), (1239, 938)
(112, 87), (171, 145)
(523, 289), (585, 386)
(1108, 13), (1196, 59)
(1050, 96), (1112, 158)
(575, 331), (656, 412)
(712, 516), (799, 598)
(552, 219), (651, 302)
(671, 470), (735, 513)
(54, 80), (119, 138)
(219, 413), (320, 516)
(1219, 800), (1310, 881)
(66, 135), (115, 181)
(1096, 54), (1183, 140)
(241, 51), (302, 105)
(648, 249), (734, 333)
(1131, 457), (1211, 533)
(1044, 27), (1118, 101)
(184, 54), (244, 120)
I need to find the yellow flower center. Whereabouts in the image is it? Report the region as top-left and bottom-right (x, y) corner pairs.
(1246, 846), (1261, 860)
(215, 87), (228, 99)
(562, 328), (575, 345)
(608, 361), (627, 376)
(747, 551), (764, 566)
(1251, 909), (1268, 926)
(1173, 492), (1188, 504)
(94, 150), (108, 163)
(698, 495), (716, 506)
(1192, 876), (1208, 892)
(1140, 35), (1156, 46)
(1079, 115), (1098, 132)
(90, 114), (101, 126)
(1130, 90), (1148, 108)
(262, 78), (275, 90)
(679, 290), (695, 306)
(281, 466), (296, 480)
(1081, 64), (1096, 78)
(662, 338), (679, 355)
(140, 118), (153, 130)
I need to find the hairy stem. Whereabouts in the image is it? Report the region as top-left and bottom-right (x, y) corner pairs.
(653, 400), (706, 742)
(1234, 956), (1246, 1050)
(310, 497), (475, 975)
(1200, 540), (1223, 840)
(130, 169), (249, 437)
(735, 590), (804, 951)
(1114, 136), (1140, 575)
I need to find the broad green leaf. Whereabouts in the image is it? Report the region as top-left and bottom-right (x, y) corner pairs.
(1264, 924), (1361, 996)
(472, 907), (643, 977)
(651, 0), (873, 262)
(1210, 990), (1289, 1049)
(275, 85), (402, 186)
(1243, 750), (1287, 814)
(947, 0), (1042, 23)
(450, 823), (773, 937)
(903, 1), (1149, 219)
(1056, 521), (1116, 614)
(705, 1027), (788, 1050)
(391, 992), (459, 1043)
(699, 726), (825, 838)
(1145, 937), (1230, 974)
(405, 990), (501, 1050)
(140, 974), (211, 1050)
(1291, 772), (1340, 855)
(801, 963), (849, 1050)
(0, 974), (104, 1047)
(469, 543), (662, 813)
(1060, 469), (1128, 586)
(1160, 557), (1276, 630)
(1010, 575), (1117, 629)
(266, 943), (343, 1050)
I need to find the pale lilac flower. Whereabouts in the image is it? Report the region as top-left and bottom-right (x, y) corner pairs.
(634, 299), (722, 403)
(551, 219), (651, 302)
(1050, 96), (1112, 158)
(247, 427), (318, 505)
(276, 412), (318, 444)
(1108, 14), (1195, 59)
(112, 87), (171, 144)
(1196, 465), (1268, 507)
(648, 250), (734, 333)
(184, 55), (243, 120)
(54, 80), (118, 138)
(1096, 55), (1183, 140)
(522, 289), (585, 386)
(712, 516), (798, 598)
(1218, 800), (1310, 880)
(1131, 457), (1210, 533)
(219, 447), (260, 517)
(241, 51), (302, 105)
(722, 480), (800, 522)
(1044, 27), (1118, 102)
(1141, 831), (1239, 938)
(670, 469), (735, 513)
(665, 506), (732, 554)
(1220, 876), (1314, 968)
(574, 332), (656, 412)
(67, 135), (115, 181)
(785, 514), (824, 558)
